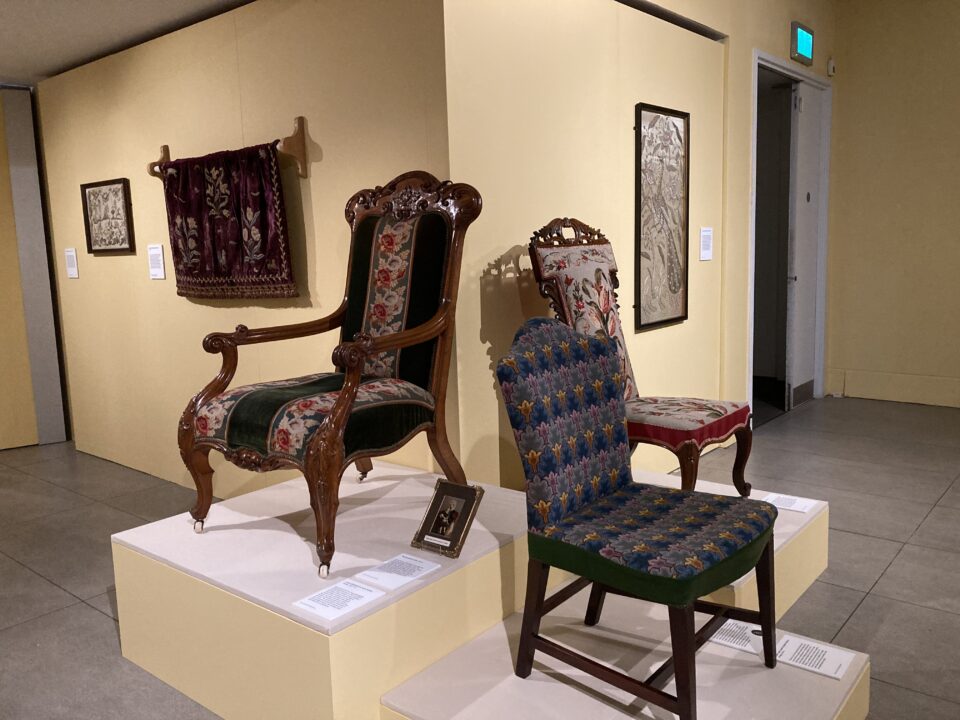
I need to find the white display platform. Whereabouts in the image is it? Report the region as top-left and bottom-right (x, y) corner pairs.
(113, 461), (525, 634)
(111, 462), (830, 719)
(382, 587), (870, 720)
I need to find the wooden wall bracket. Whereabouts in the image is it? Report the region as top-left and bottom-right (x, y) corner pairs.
(147, 115), (308, 179)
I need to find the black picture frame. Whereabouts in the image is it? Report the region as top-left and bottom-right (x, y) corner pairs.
(635, 103), (690, 331)
(80, 178), (135, 255)
(411, 479), (484, 559)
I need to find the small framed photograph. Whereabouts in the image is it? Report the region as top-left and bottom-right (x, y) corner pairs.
(80, 178), (135, 254)
(411, 479), (484, 559)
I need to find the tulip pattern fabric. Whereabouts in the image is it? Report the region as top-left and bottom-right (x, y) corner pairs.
(532, 245), (637, 399)
(496, 318), (776, 604)
(160, 141), (296, 299)
(194, 372), (435, 463)
(496, 318), (633, 533)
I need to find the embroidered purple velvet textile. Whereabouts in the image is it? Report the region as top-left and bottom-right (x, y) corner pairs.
(160, 142), (297, 299)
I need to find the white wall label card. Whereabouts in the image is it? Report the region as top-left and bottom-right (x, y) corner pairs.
(699, 227), (713, 261)
(763, 493), (818, 513)
(750, 634), (855, 680)
(64, 248), (79, 278)
(147, 244), (165, 279)
(355, 553), (441, 590)
(294, 579), (384, 620)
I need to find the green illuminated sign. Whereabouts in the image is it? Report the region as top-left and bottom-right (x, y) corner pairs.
(791, 21), (814, 66)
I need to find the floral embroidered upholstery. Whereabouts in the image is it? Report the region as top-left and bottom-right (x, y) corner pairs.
(496, 318), (633, 533)
(497, 318), (776, 605)
(625, 397), (751, 452)
(532, 244), (638, 400)
(195, 373), (435, 462)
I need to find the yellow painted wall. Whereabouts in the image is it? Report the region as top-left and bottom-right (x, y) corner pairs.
(0, 96), (39, 449)
(826, 0), (960, 407)
(443, 0), (836, 487)
(38, 0), (449, 495)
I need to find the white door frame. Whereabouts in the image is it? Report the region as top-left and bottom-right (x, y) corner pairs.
(747, 49), (832, 405)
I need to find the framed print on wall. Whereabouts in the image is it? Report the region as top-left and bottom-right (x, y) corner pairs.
(80, 178), (135, 254)
(635, 103), (689, 331)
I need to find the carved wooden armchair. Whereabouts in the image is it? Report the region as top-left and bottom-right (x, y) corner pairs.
(529, 218), (753, 496)
(496, 318), (777, 720)
(178, 171), (482, 576)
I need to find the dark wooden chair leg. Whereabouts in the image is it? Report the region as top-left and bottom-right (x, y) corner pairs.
(731, 422), (753, 497)
(355, 457), (373, 482)
(183, 447), (214, 532)
(668, 604), (698, 720)
(677, 443), (701, 492)
(584, 582), (606, 626)
(516, 559), (550, 678)
(756, 537), (777, 669)
(427, 424), (467, 486)
(304, 431), (345, 578)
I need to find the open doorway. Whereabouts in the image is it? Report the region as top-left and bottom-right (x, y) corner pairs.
(752, 67), (794, 425)
(751, 59), (830, 428)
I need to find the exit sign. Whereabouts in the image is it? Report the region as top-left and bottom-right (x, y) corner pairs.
(791, 21), (814, 66)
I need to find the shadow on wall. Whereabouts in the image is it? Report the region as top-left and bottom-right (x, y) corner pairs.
(473, 244), (551, 492)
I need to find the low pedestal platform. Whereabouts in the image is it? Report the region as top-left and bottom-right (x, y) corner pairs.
(112, 463), (831, 720)
(381, 588), (870, 720)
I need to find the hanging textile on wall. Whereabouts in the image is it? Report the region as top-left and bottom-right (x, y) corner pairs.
(160, 141), (297, 299)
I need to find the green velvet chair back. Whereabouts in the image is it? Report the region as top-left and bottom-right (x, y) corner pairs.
(496, 318), (633, 533)
(338, 172), (481, 393)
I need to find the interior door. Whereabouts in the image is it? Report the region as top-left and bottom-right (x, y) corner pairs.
(786, 81), (822, 408)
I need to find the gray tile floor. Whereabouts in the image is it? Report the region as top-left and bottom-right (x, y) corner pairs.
(0, 397), (958, 718)
(698, 397), (960, 719)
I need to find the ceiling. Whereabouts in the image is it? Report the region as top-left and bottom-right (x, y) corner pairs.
(0, 0), (251, 86)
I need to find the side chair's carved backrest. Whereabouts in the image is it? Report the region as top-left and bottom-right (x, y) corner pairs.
(496, 318), (633, 534)
(529, 218), (638, 400)
(340, 171), (481, 392)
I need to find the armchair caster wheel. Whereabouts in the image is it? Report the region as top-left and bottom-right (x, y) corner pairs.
(357, 472), (368, 483)
(193, 519), (205, 534)
(319, 563), (330, 579)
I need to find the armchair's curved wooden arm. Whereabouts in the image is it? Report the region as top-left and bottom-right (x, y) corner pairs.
(202, 304), (347, 353)
(331, 301), (451, 370)
(191, 304), (347, 410)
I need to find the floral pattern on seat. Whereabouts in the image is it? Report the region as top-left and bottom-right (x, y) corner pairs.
(625, 396), (751, 452)
(545, 482), (775, 580)
(195, 373), (435, 461)
(496, 317), (776, 585)
(532, 245), (637, 400)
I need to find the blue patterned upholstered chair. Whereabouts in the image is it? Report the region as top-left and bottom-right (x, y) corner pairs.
(178, 172), (481, 576)
(496, 318), (778, 720)
(529, 218), (753, 496)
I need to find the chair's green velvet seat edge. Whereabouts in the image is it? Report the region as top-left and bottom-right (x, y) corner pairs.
(529, 523), (774, 607)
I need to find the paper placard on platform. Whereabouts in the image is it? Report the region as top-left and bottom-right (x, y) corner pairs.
(709, 619), (761, 653)
(294, 579), (384, 620)
(751, 634), (855, 680)
(763, 493), (818, 513)
(355, 553), (441, 591)
(147, 244), (165, 279)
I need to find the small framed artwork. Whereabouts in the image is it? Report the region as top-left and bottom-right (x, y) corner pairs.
(80, 178), (135, 255)
(635, 103), (690, 331)
(411, 479), (484, 559)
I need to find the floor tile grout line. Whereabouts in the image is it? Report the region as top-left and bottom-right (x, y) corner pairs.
(0, 597), (87, 636)
(0, 545), (96, 605)
(829, 542), (907, 644)
(871, 677), (960, 708)
(758, 421), (960, 453)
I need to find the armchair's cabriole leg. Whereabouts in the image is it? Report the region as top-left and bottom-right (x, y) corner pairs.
(732, 422), (754, 497)
(668, 604), (698, 720)
(677, 443), (700, 492)
(355, 457), (373, 483)
(427, 423), (467, 486)
(584, 582), (606, 626)
(516, 559), (550, 678)
(757, 537), (777, 669)
(183, 446), (214, 529)
(304, 426), (345, 579)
